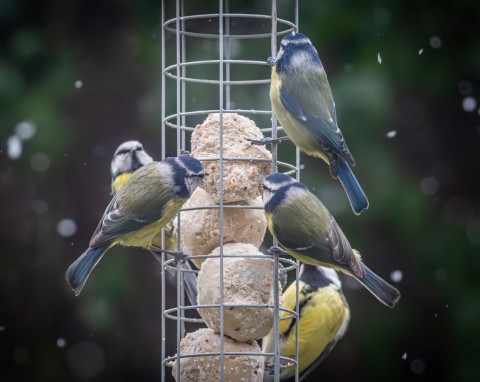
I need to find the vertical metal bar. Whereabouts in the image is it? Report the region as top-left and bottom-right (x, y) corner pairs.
(175, 0), (181, 156)
(294, 0), (300, 181)
(294, 261), (300, 381)
(161, 0), (166, 161)
(218, 0), (226, 380)
(174, 5), (182, 382)
(270, 0), (278, 175)
(181, 0), (187, 151)
(225, 0), (231, 109)
(295, 0), (299, 32)
(179, 0), (186, 341)
(270, 4), (281, 382)
(160, 2), (166, 380)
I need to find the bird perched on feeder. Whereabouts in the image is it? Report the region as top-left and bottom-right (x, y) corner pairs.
(110, 140), (177, 251)
(263, 264), (350, 381)
(109, 141), (198, 305)
(65, 155), (205, 296)
(262, 173), (400, 308)
(267, 32), (368, 214)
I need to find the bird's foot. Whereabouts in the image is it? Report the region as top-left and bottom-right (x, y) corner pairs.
(247, 136), (290, 145)
(148, 246), (189, 264)
(267, 57), (276, 66)
(267, 245), (289, 257)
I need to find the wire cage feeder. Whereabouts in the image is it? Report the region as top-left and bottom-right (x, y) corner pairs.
(160, 0), (302, 380)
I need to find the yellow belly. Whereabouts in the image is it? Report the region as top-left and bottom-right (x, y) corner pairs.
(115, 197), (186, 249)
(112, 173), (133, 195)
(280, 285), (349, 376)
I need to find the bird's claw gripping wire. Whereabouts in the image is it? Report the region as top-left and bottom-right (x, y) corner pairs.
(148, 246), (189, 265)
(267, 245), (290, 257)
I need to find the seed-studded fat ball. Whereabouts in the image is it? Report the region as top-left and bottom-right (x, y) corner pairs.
(169, 328), (264, 382)
(191, 113), (272, 203)
(197, 243), (283, 343)
(175, 188), (267, 268)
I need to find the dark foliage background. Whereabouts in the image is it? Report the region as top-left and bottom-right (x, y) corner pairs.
(1, 0), (480, 381)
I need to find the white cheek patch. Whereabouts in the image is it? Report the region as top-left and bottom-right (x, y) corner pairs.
(319, 267), (342, 288)
(284, 185), (308, 202)
(262, 189), (273, 204)
(290, 51), (310, 67)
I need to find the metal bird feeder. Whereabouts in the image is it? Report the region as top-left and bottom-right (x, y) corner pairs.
(160, 1), (301, 380)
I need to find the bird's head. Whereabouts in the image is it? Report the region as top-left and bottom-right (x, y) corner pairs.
(273, 32), (323, 74)
(262, 173), (307, 213)
(111, 140), (153, 179)
(168, 155), (205, 198)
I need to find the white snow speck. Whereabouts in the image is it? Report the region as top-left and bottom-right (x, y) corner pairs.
(15, 121), (37, 141)
(57, 338), (66, 348)
(430, 36), (442, 49)
(56, 219), (77, 237)
(390, 270), (403, 283)
(377, 52), (382, 64)
(7, 135), (22, 160)
(402, 352), (407, 360)
(386, 130), (397, 138)
(0, 326), (5, 331)
(74, 80), (83, 89)
(418, 48), (424, 55)
(462, 96), (477, 112)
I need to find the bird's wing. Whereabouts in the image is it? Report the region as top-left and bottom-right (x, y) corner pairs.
(89, 170), (175, 248)
(272, 193), (363, 275)
(279, 68), (355, 166)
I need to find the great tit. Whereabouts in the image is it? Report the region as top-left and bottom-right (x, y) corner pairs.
(269, 32), (368, 215)
(66, 155), (205, 296)
(262, 173), (400, 308)
(263, 264), (350, 381)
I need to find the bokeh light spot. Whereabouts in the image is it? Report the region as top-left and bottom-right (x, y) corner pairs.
(57, 219), (77, 237)
(30, 152), (50, 172)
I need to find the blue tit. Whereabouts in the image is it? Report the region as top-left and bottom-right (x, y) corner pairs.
(262, 264), (350, 380)
(263, 173), (400, 307)
(110, 140), (153, 195)
(269, 32), (368, 215)
(66, 155), (205, 296)
(110, 140), (177, 252)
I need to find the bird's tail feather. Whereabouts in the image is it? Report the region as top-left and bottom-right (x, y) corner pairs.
(337, 159), (369, 215)
(356, 263), (401, 308)
(65, 245), (109, 296)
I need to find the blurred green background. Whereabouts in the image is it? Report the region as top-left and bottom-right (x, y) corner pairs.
(1, 0), (480, 381)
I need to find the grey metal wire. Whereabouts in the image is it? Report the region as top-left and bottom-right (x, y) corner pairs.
(161, 1), (301, 381)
